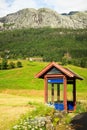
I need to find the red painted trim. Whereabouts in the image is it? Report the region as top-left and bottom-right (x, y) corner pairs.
(45, 74), (64, 78)
(44, 78), (48, 103)
(35, 62), (83, 80)
(63, 76), (67, 111)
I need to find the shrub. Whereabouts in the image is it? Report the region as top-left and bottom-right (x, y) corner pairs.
(8, 62), (15, 69)
(75, 102), (87, 113)
(0, 63), (1, 70)
(1, 58), (8, 70)
(16, 61), (22, 68)
(80, 58), (87, 68)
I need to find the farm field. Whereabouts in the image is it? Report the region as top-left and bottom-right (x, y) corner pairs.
(0, 60), (87, 129)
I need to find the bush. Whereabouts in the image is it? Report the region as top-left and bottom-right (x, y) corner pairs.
(80, 58), (87, 68)
(0, 63), (1, 70)
(75, 102), (87, 113)
(16, 61), (22, 68)
(8, 62), (15, 69)
(0, 60), (23, 70)
(1, 58), (8, 70)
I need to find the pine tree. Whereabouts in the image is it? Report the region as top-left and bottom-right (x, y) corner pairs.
(1, 58), (8, 70)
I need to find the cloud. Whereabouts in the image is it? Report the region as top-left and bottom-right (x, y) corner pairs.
(0, 0), (9, 17)
(43, 0), (87, 13)
(10, 0), (37, 11)
(0, 0), (38, 17)
(0, 0), (7, 8)
(0, 0), (87, 17)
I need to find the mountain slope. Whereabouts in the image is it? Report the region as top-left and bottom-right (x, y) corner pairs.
(0, 28), (87, 64)
(0, 8), (87, 30)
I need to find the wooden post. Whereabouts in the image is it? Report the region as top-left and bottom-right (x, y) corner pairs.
(44, 78), (48, 103)
(63, 76), (67, 111)
(73, 78), (76, 110)
(57, 84), (60, 102)
(51, 83), (54, 103)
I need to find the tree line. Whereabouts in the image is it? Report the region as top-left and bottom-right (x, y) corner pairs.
(0, 28), (87, 67)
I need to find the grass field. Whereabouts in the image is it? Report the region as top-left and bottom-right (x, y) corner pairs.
(0, 60), (46, 90)
(0, 90), (44, 130)
(0, 93), (30, 130)
(0, 60), (87, 91)
(0, 61), (87, 129)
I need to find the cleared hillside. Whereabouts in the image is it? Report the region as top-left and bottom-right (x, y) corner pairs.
(0, 61), (87, 92)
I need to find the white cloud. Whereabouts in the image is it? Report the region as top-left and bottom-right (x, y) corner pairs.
(43, 0), (87, 13)
(0, 0), (87, 17)
(0, 0), (38, 17)
(0, 0), (9, 17)
(10, 0), (37, 11)
(0, 0), (7, 8)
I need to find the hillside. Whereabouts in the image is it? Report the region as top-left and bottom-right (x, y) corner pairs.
(0, 28), (87, 66)
(0, 61), (87, 130)
(0, 61), (87, 93)
(0, 8), (87, 30)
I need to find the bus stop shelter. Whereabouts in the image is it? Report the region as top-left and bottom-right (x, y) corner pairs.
(35, 62), (83, 112)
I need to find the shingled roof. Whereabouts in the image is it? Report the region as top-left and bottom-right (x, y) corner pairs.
(35, 62), (83, 80)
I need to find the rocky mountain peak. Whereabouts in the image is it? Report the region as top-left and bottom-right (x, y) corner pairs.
(0, 8), (87, 30)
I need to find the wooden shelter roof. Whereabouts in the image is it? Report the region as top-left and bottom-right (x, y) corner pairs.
(35, 62), (83, 80)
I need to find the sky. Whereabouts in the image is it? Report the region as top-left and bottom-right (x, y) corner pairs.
(0, 0), (87, 17)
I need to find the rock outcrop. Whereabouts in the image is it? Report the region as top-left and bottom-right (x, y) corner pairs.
(0, 8), (87, 30)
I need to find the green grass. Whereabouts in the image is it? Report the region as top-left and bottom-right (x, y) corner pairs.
(0, 61), (87, 93)
(67, 65), (87, 92)
(0, 61), (45, 89)
(0, 61), (87, 130)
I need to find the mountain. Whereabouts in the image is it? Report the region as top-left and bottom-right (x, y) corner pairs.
(0, 8), (87, 30)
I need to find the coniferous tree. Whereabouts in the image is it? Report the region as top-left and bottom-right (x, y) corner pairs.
(1, 58), (8, 70)
(16, 61), (22, 68)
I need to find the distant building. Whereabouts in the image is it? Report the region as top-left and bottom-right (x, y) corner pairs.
(29, 57), (43, 62)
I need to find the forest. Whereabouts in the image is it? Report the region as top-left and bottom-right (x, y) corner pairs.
(0, 28), (87, 67)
